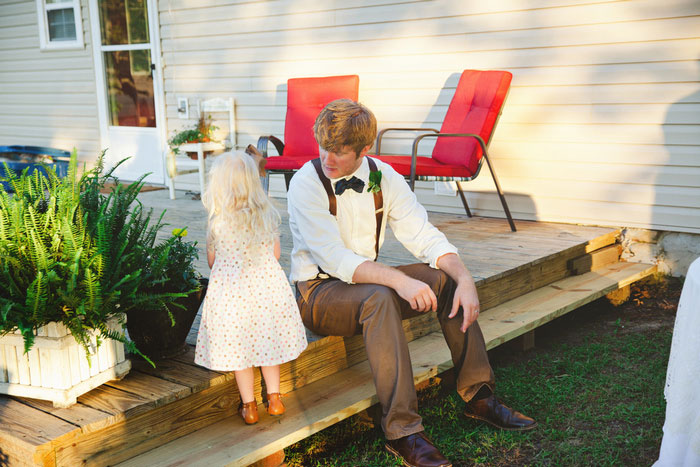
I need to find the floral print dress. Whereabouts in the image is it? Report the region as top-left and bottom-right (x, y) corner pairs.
(195, 227), (307, 371)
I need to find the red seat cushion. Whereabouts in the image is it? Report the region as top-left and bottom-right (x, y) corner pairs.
(282, 75), (359, 158)
(373, 155), (473, 178)
(432, 70), (511, 175)
(264, 155), (315, 171)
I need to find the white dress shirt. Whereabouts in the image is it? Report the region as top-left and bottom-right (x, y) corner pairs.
(287, 156), (458, 284)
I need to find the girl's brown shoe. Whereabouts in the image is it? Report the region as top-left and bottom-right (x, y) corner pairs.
(238, 400), (259, 425)
(266, 393), (285, 416)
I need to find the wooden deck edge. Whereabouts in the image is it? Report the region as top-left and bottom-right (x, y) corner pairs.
(476, 228), (620, 287)
(481, 261), (657, 349)
(117, 260), (653, 467)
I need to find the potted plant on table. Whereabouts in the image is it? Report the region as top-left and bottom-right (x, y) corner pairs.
(168, 114), (219, 160)
(0, 151), (201, 407)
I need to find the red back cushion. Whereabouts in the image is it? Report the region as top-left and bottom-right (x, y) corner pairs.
(283, 75), (360, 157)
(432, 70), (511, 175)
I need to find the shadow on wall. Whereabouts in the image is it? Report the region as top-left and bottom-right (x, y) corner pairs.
(625, 57), (700, 277)
(653, 57), (700, 276)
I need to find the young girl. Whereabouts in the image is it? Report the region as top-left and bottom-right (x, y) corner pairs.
(195, 151), (307, 425)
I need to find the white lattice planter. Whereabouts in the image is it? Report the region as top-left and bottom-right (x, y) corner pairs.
(0, 316), (131, 408)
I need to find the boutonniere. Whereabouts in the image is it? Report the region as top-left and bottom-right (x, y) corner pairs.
(367, 169), (382, 193)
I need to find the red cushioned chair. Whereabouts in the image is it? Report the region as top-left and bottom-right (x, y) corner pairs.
(257, 75), (360, 190)
(372, 70), (516, 231)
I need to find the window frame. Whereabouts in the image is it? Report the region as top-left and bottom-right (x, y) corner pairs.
(36, 0), (85, 50)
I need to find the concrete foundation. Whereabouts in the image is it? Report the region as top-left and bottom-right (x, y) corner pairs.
(621, 228), (700, 277)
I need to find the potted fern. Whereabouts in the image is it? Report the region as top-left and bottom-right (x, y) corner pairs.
(0, 151), (198, 407)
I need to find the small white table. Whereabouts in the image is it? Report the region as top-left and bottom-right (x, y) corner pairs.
(167, 141), (224, 199)
(654, 256), (700, 466)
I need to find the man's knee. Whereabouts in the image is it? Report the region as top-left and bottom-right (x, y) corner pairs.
(358, 286), (402, 328)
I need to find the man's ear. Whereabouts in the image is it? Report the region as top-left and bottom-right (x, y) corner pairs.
(359, 144), (372, 158)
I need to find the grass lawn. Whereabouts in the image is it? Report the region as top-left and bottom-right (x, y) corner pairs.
(285, 277), (681, 466)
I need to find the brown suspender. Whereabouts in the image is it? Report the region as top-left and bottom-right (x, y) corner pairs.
(311, 157), (384, 260)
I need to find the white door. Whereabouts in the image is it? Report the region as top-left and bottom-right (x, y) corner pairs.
(89, 0), (165, 183)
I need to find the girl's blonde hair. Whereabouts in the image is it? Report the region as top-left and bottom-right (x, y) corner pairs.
(202, 151), (280, 245)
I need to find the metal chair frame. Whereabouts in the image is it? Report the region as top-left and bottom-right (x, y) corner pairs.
(374, 85), (516, 232)
(256, 134), (291, 192)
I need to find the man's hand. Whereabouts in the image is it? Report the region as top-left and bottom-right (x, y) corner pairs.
(438, 253), (481, 332)
(352, 261), (436, 312)
(449, 278), (480, 332)
(396, 276), (437, 312)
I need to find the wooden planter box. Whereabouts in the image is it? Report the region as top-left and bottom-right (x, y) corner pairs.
(0, 317), (131, 407)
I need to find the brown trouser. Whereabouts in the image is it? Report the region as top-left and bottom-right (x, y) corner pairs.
(295, 263), (495, 440)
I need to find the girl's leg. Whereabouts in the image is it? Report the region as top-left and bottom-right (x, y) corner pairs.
(261, 365), (284, 415)
(234, 367), (255, 403)
(260, 365), (280, 394)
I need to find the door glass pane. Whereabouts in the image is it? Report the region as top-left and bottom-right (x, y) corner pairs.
(99, 0), (149, 46)
(47, 8), (76, 41)
(104, 50), (156, 127)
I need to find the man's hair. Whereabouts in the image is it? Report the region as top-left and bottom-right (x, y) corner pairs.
(313, 99), (377, 157)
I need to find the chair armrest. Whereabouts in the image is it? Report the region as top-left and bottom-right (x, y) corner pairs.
(256, 135), (285, 158)
(375, 127), (439, 155)
(408, 133), (487, 190)
(411, 133), (487, 158)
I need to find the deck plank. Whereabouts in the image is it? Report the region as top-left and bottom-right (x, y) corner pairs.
(77, 385), (153, 421)
(15, 398), (111, 432)
(481, 262), (657, 349)
(105, 371), (192, 407)
(131, 357), (230, 392)
(0, 397), (77, 465)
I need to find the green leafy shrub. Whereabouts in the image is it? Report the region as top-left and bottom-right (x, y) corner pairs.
(0, 150), (199, 362)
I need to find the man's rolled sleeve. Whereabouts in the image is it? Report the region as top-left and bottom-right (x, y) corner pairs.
(336, 253), (368, 284)
(426, 243), (459, 269)
(382, 164), (459, 269)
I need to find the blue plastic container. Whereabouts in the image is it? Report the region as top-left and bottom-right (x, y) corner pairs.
(0, 145), (71, 192)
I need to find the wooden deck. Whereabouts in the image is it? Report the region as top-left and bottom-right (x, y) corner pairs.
(0, 189), (655, 466)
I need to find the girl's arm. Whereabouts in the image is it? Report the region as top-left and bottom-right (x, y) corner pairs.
(207, 238), (216, 268)
(273, 235), (281, 261)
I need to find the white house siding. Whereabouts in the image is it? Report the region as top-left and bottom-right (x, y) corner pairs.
(0, 0), (100, 161)
(159, 0), (700, 233)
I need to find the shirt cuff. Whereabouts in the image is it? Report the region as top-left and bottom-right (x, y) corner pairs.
(336, 253), (370, 284)
(428, 244), (459, 269)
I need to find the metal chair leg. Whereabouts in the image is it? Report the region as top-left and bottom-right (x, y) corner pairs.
(456, 183), (472, 217)
(482, 152), (516, 232)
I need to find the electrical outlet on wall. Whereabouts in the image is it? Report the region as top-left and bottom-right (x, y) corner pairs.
(434, 181), (457, 196)
(177, 97), (189, 119)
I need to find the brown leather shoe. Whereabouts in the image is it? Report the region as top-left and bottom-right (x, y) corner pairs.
(238, 400), (259, 425)
(464, 395), (536, 431)
(385, 431), (452, 467)
(266, 392), (285, 416)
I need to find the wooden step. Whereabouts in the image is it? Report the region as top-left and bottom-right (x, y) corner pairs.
(481, 261), (656, 349)
(118, 261), (655, 467)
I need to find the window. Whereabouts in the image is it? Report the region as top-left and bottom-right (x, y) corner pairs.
(36, 0), (84, 50)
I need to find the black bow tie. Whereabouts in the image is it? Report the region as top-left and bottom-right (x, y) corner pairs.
(334, 176), (365, 195)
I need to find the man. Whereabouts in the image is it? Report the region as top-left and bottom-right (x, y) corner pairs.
(287, 99), (535, 467)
